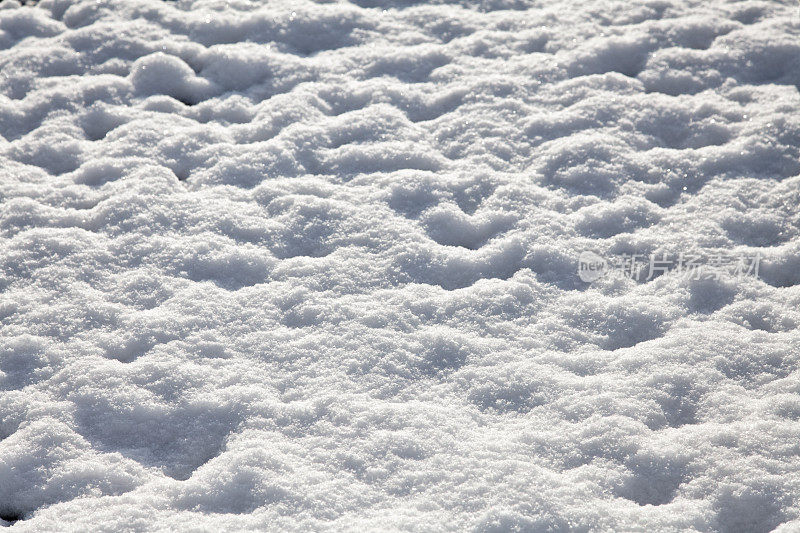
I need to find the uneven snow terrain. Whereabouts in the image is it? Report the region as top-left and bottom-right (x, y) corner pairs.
(1, 0), (800, 530)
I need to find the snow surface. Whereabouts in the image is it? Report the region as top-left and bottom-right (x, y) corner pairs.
(1, 0), (800, 530)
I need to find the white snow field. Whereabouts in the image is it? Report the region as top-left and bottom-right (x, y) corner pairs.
(1, 0), (800, 530)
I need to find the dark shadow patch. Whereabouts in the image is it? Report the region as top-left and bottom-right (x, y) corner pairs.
(74, 406), (237, 482)
(365, 51), (450, 83)
(649, 377), (701, 429)
(775, 401), (800, 421)
(687, 278), (736, 314)
(739, 315), (776, 332)
(452, 179), (496, 216)
(732, 6), (764, 25)
(83, 123), (121, 142)
(387, 182), (442, 219)
(617, 455), (687, 506)
(756, 255), (800, 288)
(172, 481), (290, 514)
(405, 93), (465, 123)
(568, 45), (650, 79)
(644, 185), (682, 208)
(172, 167), (190, 182)
(656, 394), (698, 428)
(423, 212), (512, 251)
(714, 347), (792, 384)
(635, 110), (732, 150)
(575, 208), (659, 239)
(416, 337), (468, 375)
(13, 148), (82, 177)
(81, 108), (128, 142)
(567, 305), (669, 351)
(469, 383), (545, 414)
(332, 151), (443, 177)
(279, 303), (326, 329)
(270, 243), (334, 262)
(184, 273), (268, 292)
(658, 123), (731, 149)
(722, 216), (790, 247)
(178, 253), (272, 290)
(680, 35), (717, 51)
(426, 18), (477, 45)
(103, 338), (161, 364)
(409, 260), (523, 291)
(0, 512), (23, 524)
(714, 486), (786, 533)
(727, 305), (796, 334)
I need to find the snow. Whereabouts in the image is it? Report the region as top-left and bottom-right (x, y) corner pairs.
(1, 0), (800, 530)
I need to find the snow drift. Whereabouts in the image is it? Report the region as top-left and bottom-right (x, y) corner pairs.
(1, 0), (800, 530)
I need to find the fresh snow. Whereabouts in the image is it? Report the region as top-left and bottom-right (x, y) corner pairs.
(1, 0), (800, 530)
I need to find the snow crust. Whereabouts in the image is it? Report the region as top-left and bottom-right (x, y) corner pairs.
(1, 0), (800, 530)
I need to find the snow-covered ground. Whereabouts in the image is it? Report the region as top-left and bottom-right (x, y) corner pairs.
(1, 0), (800, 530)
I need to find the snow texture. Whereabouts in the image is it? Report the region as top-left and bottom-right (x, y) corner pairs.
(1, 0), (800, 530)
